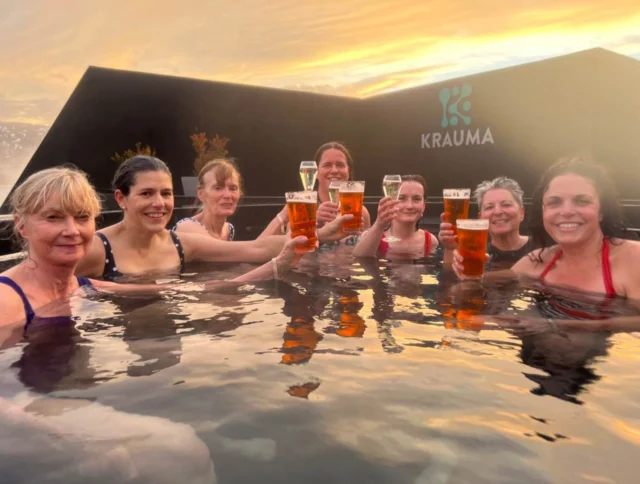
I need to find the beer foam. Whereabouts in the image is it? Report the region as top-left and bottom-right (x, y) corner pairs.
(338, 181), (365, 193)
(285, 191), (317, 203)
(443, 189), (470, 199)
(456, 219), (489, 230)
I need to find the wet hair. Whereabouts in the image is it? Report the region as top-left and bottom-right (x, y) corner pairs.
(10, 166), (102, 252)
(401, 174), (427, 198)
(198, 158), (244, 196)
(314, 142), (355, 180)
(194, 158), (243, 216)
(400, 174), (427, 229)
(112, 155), (171, 196)
(529, 156), (627, 260)
(474, 177), (524, 208)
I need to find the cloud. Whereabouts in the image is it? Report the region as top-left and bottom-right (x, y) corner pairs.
(0, 96), (62, 125)
(0, 0), (639, 123)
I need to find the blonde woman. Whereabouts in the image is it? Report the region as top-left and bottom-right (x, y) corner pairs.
(0, 167), (322, 331)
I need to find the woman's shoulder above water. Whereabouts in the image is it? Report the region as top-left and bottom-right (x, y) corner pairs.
(610, 238), (640, 299)
(0, 274), (28, 327)
(173, 217), (208, 235)
(511, 245), (560, 276)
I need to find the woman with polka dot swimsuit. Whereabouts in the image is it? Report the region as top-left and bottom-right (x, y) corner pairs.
(75, 156), (349, 280)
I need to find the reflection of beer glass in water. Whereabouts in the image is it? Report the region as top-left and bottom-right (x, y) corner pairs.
(299, 161), (318, 191)
(338, 294), (366, 338)
(281, 316), (323, 365)
(457, 219), (489, 279)
(443, 189), (470, 233)
(339, 181), (365, 234)
(453, 282), (486, 331)
(328, 181), (341, 204)
(286, 191), (318, 253)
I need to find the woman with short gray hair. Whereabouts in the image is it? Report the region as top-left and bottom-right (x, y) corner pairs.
(439, 176), (531, 267)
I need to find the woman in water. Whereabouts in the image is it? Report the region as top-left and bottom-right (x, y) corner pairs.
(453, 156), (640, 332)
(75, 156), (348, 280)
(0, 166), (319, 330)
(353, 175), (438, 259)
(260, 141), (371, 239)
(439, 176), (531, 268)
(173, 158), (240, 241)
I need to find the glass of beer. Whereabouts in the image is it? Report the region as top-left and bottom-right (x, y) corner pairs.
(328, 181), (341, 204)
(443, 189), (470, 233)
(457, 219), (489, 279)
(382, 175), (402, 199)
(339, 181), (365, 234)
(299, 161), (318, 191)
(286, 191), (318, 253)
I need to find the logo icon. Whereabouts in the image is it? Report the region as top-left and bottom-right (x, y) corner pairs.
(439, 84), (472, 128)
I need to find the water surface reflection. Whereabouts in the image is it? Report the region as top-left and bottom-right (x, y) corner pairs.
(1, 250), (639, 483)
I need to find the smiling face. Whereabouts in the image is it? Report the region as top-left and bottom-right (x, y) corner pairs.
(198, 170), (240, 217)
(115, 170), (174, 232)
(317, 148), (350, 195)
(18, 193), (96, 267)
(479, 188), (525, 237)
(396, 181), (426, 225)
(542, 173), (602, 246)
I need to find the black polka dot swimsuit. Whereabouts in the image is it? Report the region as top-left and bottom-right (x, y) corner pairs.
(95, 232), (185, 280)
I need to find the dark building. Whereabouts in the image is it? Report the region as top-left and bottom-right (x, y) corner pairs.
(3, 47), (640, 245)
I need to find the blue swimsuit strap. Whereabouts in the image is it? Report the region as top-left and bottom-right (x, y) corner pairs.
(169, 230), (186, 272)
(0, 276), (94, 331)
(0, 276), (36, 326)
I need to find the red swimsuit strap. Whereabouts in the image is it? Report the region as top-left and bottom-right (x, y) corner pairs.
(602, 238), (616, 298)
(423, 230), (432, 256)
(378, 234), (390, 257)
(378, 230), (432, 258)
(539, 248), (563, 283)
(540, 239), (617, 298)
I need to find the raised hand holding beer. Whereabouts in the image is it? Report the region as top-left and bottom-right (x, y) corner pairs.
(316, 200), (340, 226)
(373, 197), (400, 230)
(438, 213), (458, 251)
(286, 191), (318, 253)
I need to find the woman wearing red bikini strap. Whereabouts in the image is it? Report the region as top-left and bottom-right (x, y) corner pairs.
(453, 156), (640, 332)
(353, 175), (438, 259)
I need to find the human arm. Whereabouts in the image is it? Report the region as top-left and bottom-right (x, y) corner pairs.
(173, 218), (209, 236)
(362, 205), (372, 230)
(258, 206), (289, 238)
(92, 235), (310, 291)
(230, 236), (308, 282)
(492, 313), (640, 335)
(352, 197), (398, 258)
(317, 201), (370, 229)
(316, 201), (339, 226)
(438, 213), (458, 264)
(181, 232), (287, 264)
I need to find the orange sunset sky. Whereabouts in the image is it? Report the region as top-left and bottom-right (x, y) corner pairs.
(1, 0), (640, 126)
